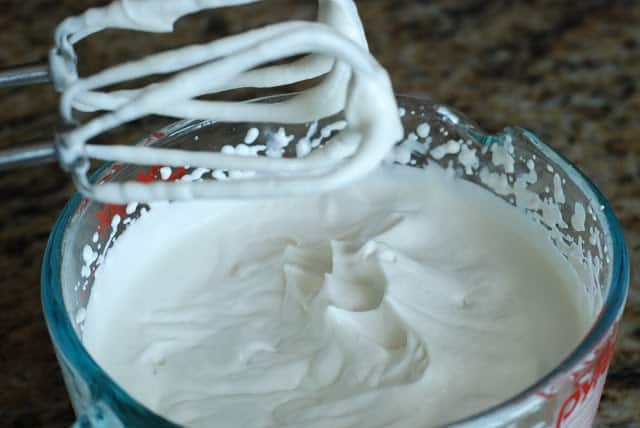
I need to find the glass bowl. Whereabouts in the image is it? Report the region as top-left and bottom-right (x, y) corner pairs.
(42, 94), (629, 428)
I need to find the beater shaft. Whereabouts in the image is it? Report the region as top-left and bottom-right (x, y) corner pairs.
(0, 63), (50, 88)
(0, 141), (57, 171)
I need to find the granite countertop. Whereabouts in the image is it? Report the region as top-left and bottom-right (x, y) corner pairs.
(0, 0), (638, 426)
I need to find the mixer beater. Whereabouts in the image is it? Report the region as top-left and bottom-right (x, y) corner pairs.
(0, 0), (402, 203)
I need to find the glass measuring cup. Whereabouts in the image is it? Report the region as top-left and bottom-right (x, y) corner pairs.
(41, 95), (629, 427)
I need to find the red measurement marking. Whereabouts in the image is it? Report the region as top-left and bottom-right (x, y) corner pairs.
(96, 204), (126, 238)
(555, 322), (619, 428)
(142, 131), (166, 146)
(79, 198), (90, 213)
(135, 165), (161, 183)
(95, 162), (185, 237)
(135, 165), (186, 183)
(167, 166), (186, 182)
(537, 390), (555, 399)
(135, 171), (154, 182)
(99, 164), (124, 184)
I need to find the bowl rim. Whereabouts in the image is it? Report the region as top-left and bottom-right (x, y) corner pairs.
(41, 94), (629, 426)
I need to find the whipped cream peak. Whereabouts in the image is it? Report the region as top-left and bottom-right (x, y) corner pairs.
(325, 239), (386, 311)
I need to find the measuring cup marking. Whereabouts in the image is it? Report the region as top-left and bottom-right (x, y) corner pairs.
(542, 321), (619, 428)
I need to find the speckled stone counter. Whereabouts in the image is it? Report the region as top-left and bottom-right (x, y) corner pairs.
(1, 1), (638, 426)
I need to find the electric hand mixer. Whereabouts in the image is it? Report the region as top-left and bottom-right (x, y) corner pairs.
(0, 0), (402, 203)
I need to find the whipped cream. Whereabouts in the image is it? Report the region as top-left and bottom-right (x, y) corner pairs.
(83, 163), (590, 427)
